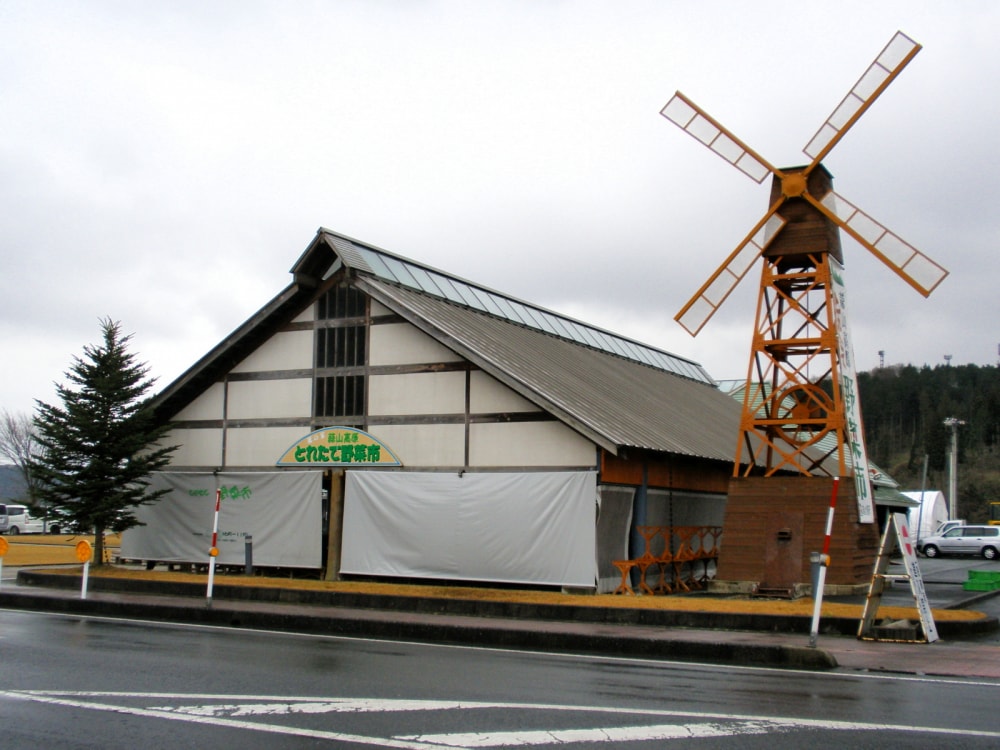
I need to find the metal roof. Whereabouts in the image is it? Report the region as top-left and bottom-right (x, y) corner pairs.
(315, 230), (715, 385)
(359, 277), (742, 460)
(156, 227), (744, 463)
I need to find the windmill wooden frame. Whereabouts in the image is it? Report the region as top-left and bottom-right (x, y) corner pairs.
(661, 31), (947, 523)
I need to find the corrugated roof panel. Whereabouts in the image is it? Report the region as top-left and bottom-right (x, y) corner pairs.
(326, 235), (375, 273)
(362, 279), (741, 461)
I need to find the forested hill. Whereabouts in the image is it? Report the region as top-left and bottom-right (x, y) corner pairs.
(857, 363), (1000, 521)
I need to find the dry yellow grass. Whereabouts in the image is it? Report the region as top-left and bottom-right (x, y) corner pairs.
(1, 534), (121, 566)
(20, 559), (985, 623)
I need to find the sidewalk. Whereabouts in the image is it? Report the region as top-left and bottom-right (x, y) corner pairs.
(3, 568), (999, 678)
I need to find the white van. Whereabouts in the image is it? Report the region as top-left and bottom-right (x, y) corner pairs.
(919, 525), (1000, 560)
(0, 503), (30, 535)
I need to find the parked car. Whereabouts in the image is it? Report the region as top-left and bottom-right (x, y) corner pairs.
(918, 525), (1000, 560)
(0, 503), (29, 534)
(22, 512), (46, 534)
(933, 519), (966, 535)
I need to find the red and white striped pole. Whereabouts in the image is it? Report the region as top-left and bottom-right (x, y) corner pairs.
(206, 487), (221, 607)
(809, 476), (840, 648)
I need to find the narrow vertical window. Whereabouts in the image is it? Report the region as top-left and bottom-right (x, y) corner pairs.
(315, 285), (367, 419)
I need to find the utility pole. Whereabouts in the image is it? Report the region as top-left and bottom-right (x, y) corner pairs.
(943, 417), (965, 519)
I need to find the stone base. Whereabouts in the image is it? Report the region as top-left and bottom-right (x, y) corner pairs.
(709, 579), (872, 597)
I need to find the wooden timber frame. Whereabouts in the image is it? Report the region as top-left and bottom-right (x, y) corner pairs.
(716, 167), (879, 592)
(735, 166), (852, 478)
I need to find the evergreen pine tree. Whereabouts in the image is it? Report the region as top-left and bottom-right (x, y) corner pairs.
(31, 318), (176, 564)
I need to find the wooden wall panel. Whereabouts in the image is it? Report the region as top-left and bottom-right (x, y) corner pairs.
(600, 450), (731, 494)
(716, 476), (879, 588)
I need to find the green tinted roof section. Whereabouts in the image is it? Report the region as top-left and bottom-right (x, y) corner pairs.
(323, 231), (714, 384)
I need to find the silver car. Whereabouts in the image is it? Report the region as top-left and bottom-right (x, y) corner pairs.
(919, 525), (1000, 560)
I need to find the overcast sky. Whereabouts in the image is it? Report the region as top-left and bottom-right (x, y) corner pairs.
(2, 1), (997, 417)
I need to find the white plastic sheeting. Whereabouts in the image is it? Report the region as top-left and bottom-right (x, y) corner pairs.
(120, 471), (322, 568)
(903, 490), (949, 540)
(595, 486), (633, 594)
(341, 470), (598, 588)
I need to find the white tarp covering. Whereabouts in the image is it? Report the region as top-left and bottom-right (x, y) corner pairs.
(903, 490), (949, 540)
(341, 470), (598, 588)
(120, 471), (322, 568)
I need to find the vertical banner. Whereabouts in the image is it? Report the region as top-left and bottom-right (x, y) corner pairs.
(830, 259), (874, 523)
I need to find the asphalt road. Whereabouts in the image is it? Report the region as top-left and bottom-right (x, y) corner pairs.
(1, 608), (998, 749)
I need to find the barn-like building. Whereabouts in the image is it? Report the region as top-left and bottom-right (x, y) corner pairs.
(130, 228), (753, 592)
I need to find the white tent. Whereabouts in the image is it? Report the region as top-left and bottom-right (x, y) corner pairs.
(902, 490), (949, 540)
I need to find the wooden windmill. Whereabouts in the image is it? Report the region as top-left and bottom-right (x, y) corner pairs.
(661, 32), (948, 591)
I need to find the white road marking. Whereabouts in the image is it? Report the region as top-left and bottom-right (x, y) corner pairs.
(401, 721), (791, 746)
(0, 691), (445, 749)
(3, 691), (1000, 745)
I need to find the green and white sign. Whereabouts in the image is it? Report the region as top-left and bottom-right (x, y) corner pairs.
(277, 427), (401, 467)
(830, 258), (874, 523)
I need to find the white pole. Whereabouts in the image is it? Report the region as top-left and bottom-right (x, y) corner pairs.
(206, 488), (221, 607)
(809, 477), (840, 648)
(75, 540), (93, 600)
(944, 418), (964, 519)
(0, 536), (8, 590)
(915, 454), (928, 544)
(81, 560), (90, 600)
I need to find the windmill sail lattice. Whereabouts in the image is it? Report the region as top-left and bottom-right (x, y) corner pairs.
(660, 31), (948, 522)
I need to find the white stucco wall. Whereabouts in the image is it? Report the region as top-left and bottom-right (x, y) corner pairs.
(469, 371), (537, 413)
(292, 306), (314, 323)
(226, 426), (311, 467)
(231, 329), (313, 373)
(369, 371), (466, 416)
(164, 427), (224, 467)
(367, 424), (465, 467)
(369, 322), (461, 366)
(469, 422), (595, 467)
(165, 303), (595, 471)
(227, 379), (312, 419)
(172, 382), (225, 422)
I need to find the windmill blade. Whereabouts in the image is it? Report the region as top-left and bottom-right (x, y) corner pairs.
(661, 92), (776, 184)
(675, 209), (787, 336)
(803, 31), (921, 165)
(810, 190), (949, 296)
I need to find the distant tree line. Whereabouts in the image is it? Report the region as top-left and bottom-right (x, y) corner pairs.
(857, 363), (1000, 520)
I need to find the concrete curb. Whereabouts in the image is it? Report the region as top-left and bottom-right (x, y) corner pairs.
(0, 586), (838, 671)
(14, 570), (998, 639)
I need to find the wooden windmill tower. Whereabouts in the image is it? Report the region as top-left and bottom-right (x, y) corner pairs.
(661, 31), (948, 593)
